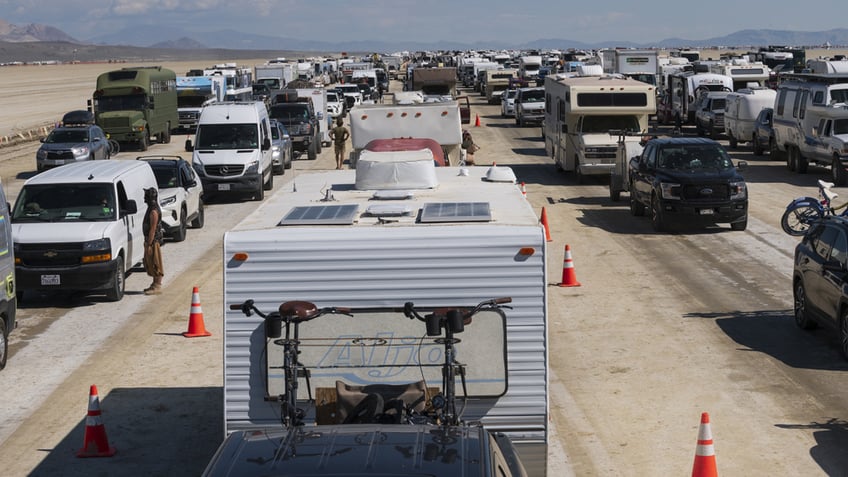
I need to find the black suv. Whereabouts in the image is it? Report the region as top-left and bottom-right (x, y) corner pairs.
(628, 137), (748, 232)
(793, 216), (848, 359)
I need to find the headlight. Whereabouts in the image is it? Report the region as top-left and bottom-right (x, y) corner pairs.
(660, 182), (682, 200)
(160, 195), (177, 207)
(245, 160), (260, 174)
(72, 146), (90, 158)
(730, 181), (747, 200)
(81, 238), (112, 264)
(192, 158), (204, 175)
(36, 149), (48, 160)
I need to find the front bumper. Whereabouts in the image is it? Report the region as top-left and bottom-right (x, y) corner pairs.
(658, 199), (748, 224)
(16, 260), (119, 292)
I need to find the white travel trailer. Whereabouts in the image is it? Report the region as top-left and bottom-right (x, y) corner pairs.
(723, 88), (777, 148)
(543, 74), (656, 181)
(222, 162), (549, 476)
(599, 49), (658, 86)
(709, 59), (770, 90)
(518, 56), (543, 80)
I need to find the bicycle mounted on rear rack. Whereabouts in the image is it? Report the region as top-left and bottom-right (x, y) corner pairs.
(230, 297), (513, 429)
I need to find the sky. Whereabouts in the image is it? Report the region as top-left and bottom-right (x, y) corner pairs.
(2, 0), (848, 46)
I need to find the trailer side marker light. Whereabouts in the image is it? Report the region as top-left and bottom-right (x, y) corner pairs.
(386, 112), (394, 118)
(232, 252), (249, 262)
(360, 114), (368, 120)
(401, 112), (408, 117)
(415, 112), (422, 118)
(518, 247), (535, 256)
(441, 111), (449, 116)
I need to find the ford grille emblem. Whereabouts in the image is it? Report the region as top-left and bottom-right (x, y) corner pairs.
(700, 188), (713, 196)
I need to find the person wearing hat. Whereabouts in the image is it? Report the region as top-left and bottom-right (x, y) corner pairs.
(329, 117), (350, 170)
(142, 187), (164, 295)
(460, 130), (478, 166)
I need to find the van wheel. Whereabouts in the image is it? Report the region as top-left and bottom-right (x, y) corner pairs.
(263, 169), (273, 191)
(833, 155), (847, 186)
(0, 318), (7, 370)
(797, 149), (809, 173)
(254, 181), (265, 201)
(728, 132), (737, 148)
(190, 199), (204, 228)
(651, 194), (666, 232)
(105, 256), (125, 302)
(172, 207), (187, 242)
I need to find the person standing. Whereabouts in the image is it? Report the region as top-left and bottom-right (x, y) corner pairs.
(329, 117), (350, 170)
(142, 187), (164, 295)
(461, 130), (479, 166)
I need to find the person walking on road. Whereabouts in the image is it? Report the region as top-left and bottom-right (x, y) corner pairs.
(142, 187), (164, 295)
(330, 117), (350, 169)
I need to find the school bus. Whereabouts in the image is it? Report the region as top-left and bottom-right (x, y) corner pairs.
(90, 66), (178, 151)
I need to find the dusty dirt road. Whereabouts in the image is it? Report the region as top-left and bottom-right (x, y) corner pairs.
(0, 61), (846, 476)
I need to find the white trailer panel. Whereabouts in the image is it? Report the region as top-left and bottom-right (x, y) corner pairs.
(223, 166), (548, 476)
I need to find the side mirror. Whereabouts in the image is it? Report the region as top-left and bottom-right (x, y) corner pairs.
(185, 138), (193, 152)
(736, 160), (748, 171)
(122, 199), (138, 216)
(40, 137), (46, 143)
(262, 138), (271, 150)
(561, 124), (568, 133)
(317, 112), (324, 120)
(185, 180), (197, 189)
(638, 161), (648, 172)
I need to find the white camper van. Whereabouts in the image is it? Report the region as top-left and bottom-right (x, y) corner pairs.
(222, 161), (550, 476)
(11, 160), (157, 302)
(186, 101), (274, 201)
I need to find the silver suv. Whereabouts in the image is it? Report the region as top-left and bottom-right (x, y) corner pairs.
(36, 111), (110, 172)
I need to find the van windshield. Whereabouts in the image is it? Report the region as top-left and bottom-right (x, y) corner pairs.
(12, 184), (116, 222)
(195, 123), (259, 149)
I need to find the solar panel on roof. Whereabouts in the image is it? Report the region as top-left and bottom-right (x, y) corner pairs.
(278, 204), (359, 226)
(419, 202), (491, 223)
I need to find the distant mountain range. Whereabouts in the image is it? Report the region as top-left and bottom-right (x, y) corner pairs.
(1, 18), (847, 54)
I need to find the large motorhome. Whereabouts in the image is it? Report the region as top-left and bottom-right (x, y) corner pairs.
(221, 161), (550, 476)
(175, 75), (226, 132)
(709, 59), (770, 90)
(485, 68), (517, 104)
(89, 66), (178, 151)
(599, 49), (659, 86)
(772, 73), (848, 179)
(203, 64), (253, 102)
(543, 74), (656, 181)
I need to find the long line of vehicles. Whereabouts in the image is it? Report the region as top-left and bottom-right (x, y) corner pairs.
(8, 46), (848, 476)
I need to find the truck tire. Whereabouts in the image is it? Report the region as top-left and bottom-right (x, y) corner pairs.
(709, 122), (718, 140)
(833, 155), (847, 186)
(728, 132), (737, 149)
(787, 147), (797, 171)
(651, 194), (666, 232)
(307, 140), (317, 160)
(0, 318), (7, 370)
(263, 168), (274, 191)
(316, 132), (322, 153)
(610, 187), (621, 202)
(160, 125), (171, 144)
(752, 134), (763, 156)
(730, 217), (747, 231)
(630, 193), (645, 216)
(105, 256), (125, 302)
(797, 149), (809, 174)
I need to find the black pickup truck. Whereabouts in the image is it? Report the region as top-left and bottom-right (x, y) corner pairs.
(269, 90), (321, 160)
(628, 137), (748, 232)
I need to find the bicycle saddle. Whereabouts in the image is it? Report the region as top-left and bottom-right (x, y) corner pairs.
(279, 300), (317, 319)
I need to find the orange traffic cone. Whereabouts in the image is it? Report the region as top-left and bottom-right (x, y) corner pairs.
(520, 181), (527, 198)
(559, 244), (581, 287)
(474, 114), (481, 127)
(692, 412), (718, 477)
(183, 286), (211, 338)
(540, 207), (552, 242)
(77, 385), (116, 458)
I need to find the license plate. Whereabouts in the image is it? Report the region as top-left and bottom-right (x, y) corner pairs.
(218, 183), (231, 191)
(699, 208), (714, 215)
(41, 274), (60, 285)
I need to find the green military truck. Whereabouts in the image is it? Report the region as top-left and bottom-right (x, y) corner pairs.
(89, 66), (178, 151)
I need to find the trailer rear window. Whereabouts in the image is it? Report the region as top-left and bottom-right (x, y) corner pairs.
(577, 92), (648, 107)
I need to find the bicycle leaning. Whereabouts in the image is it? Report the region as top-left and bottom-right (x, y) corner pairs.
(229, 297), (512, 429)
(781, 179), (848, 236)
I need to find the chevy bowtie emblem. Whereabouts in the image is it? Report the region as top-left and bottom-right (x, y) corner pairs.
(44, 250), (58, 258)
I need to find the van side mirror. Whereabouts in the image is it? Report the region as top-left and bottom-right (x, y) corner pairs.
(262, 138), (271, 150)
(122, 199), (138, 216)
(185, 138), (193, 152)
(561, 124), (567, 133)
